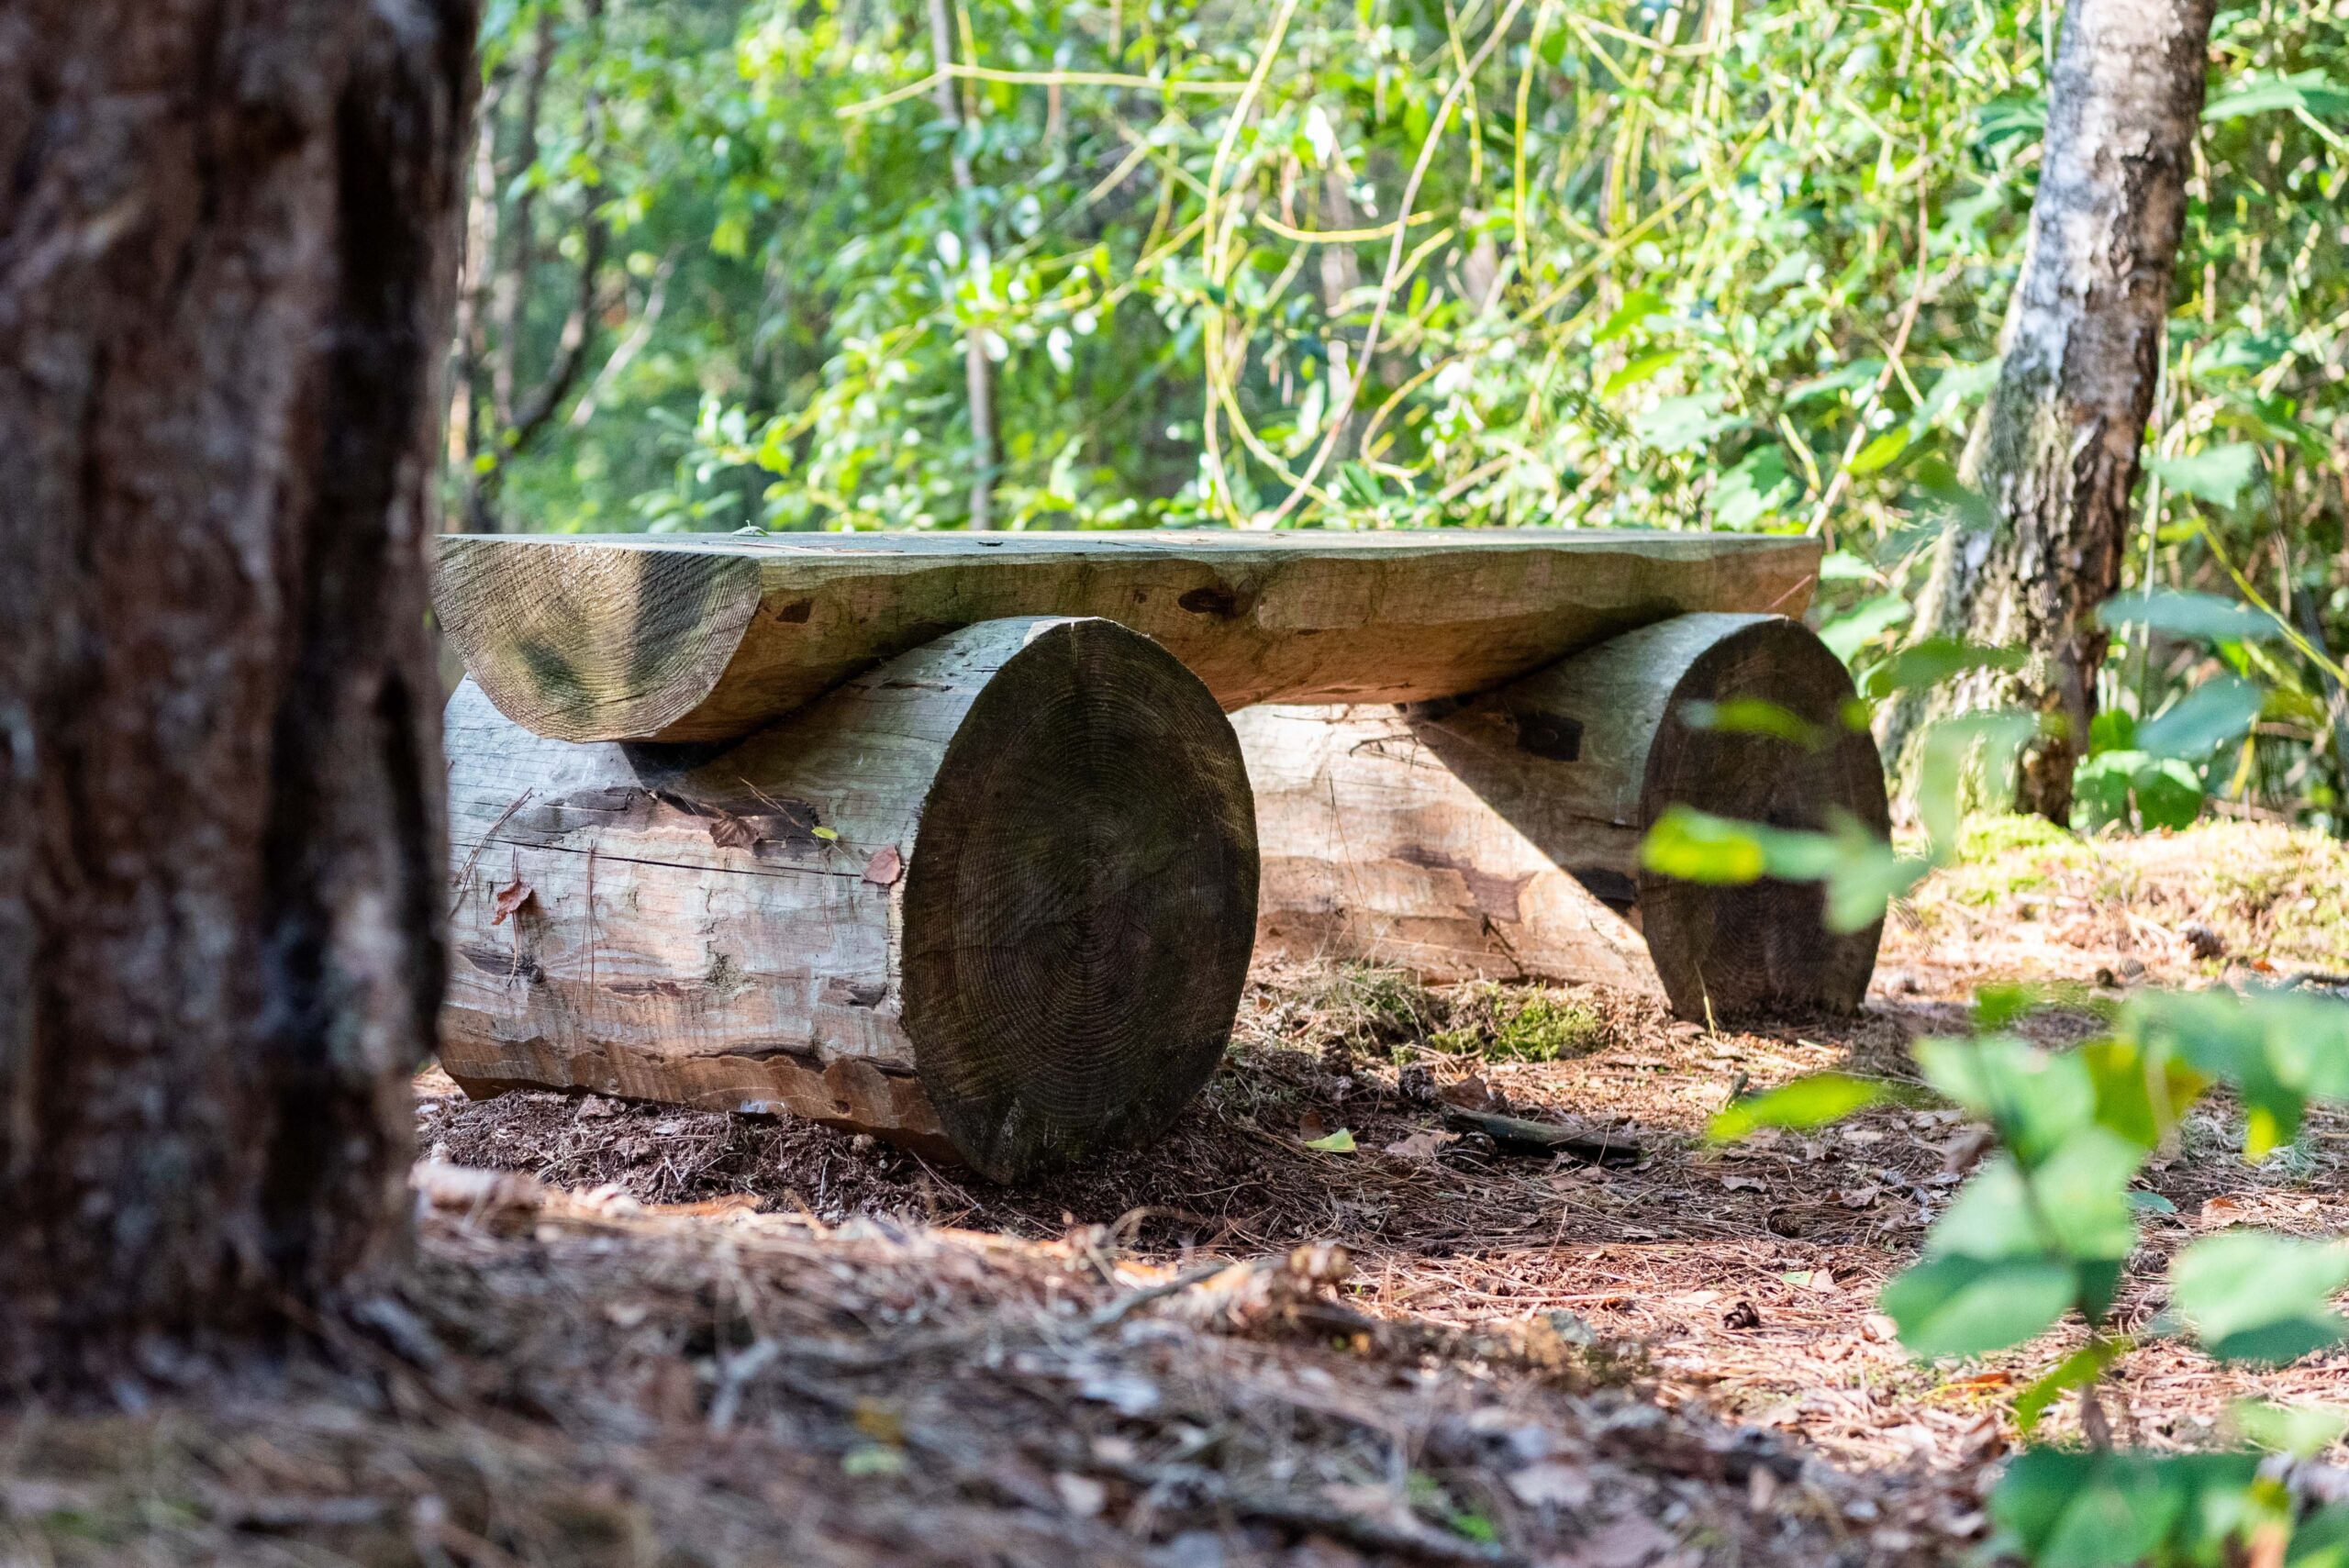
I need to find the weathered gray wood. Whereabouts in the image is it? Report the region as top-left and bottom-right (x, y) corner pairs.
(433, 528), (1823, 742)
(440, 617), (1258, 1181)
(1240, 614), (1888, 1018)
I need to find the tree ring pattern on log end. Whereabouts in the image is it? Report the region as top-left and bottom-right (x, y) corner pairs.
(901, 618), (1260, 1182)
(1637, 617), (1889, 1019)
(435, 539), (764, 742)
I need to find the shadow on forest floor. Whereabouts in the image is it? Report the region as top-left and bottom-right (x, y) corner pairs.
(9, 821), (2349, 1565)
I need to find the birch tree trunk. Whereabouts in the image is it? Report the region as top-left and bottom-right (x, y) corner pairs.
(1886, 0), (2215, 821)
(0, 0), (473, 1388)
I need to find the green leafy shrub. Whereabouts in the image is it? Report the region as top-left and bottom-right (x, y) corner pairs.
(1710, 984), (2349, 1566)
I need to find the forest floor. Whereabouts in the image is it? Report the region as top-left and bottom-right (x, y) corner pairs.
(9, 818), (2349, 1567)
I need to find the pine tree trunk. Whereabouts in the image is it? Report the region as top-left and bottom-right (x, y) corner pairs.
(1886, 0), (2214, 821)
(0, 0), (475, 1389)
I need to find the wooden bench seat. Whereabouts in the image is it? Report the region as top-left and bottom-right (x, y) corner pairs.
(433, 528), (1822, 742)
(433, 528), (1883, 1180)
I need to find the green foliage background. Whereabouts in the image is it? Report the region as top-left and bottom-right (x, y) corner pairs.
(455, 0), (2349, 824)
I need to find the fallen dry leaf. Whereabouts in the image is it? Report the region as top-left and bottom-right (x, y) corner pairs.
(1508, 1461), (1595, 1508)
(1052, 1473), (1107, 1518)
(1383, 1130), (1455, 1161)
(1438, 1073), (1497, 1111)
(1564, 1512), (1679, 1567)
(863, 845), (903, 885)
(490, 876), (533, 926)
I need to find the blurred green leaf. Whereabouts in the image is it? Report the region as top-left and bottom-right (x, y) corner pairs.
(2232, 1400), (2349, 1459)
(2099, 590), (2282, 645)
(2014, 1336), (2130, 1437)
(1678, 697), (1824, 748)
(2174, 1233), (2349, 1364)
(1593, 289), (1666, 345)
(1847, 427), (1910, 474)
(2147, 444), (2264, 507)
(1862, 638), (2026, 700)
(1882, 1253), (2074, 1359)
(1989, 1450), (2263, 1568)
(2137, 675), (2266, 759)
(2205, 72), (2349, 123)
(1913, 1036), (2095, 1165)
(1914, 711), (2039, 859)
(1640, 806), (1767, 884)
(1602, 350), (1683, 398)
(1709, 1073), (1887, 1142)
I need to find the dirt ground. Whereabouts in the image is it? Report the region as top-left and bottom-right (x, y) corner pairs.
(8, 819), (2348, 1566)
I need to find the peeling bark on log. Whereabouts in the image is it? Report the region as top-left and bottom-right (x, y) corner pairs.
(440, 617), (1258, 1181)
(432, 529), (1821, 743)
(1240, 614), (1888, 1018)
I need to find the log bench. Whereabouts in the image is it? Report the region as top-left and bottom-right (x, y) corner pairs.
(435, 530), (1885, 1179)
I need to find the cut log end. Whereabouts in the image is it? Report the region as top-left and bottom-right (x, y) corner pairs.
(435, 536), (763, 742)
(903, 618), (1260, 1182)
(1626, 617), (1889, 1018)
(1240, 613), (1887, 1021)
(439, 616), (1258, 1184)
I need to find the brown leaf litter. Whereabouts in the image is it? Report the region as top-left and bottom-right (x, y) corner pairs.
(15, 820), (2349, 1565)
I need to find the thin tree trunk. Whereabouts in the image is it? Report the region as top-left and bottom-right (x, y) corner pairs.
(450, 67), (507, 533)
(0, 0), (472, 1388)
(927, 0), (999, 529)
(490, 0), (558, 431)
(1883, 0), (2214, 822)
(466, 0), (607, 533)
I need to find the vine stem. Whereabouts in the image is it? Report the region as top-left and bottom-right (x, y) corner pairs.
(1255, 0), (1529, 529)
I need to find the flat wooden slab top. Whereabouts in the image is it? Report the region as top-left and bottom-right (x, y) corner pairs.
(434, 528), (1821, 742)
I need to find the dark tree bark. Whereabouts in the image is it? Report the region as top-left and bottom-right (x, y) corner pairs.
(0, 0), (475, 1389)
(1885, 0), (2215, 821)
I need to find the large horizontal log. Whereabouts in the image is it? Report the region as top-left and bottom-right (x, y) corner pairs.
(1239, 614), (1888, 1018)
(440, 617), (1259, 1181)
(433, 528), (1821, 742)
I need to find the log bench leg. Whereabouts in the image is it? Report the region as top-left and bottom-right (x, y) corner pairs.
(440, 616), (1260, 1182)
(1236, 612), (1888, 1018)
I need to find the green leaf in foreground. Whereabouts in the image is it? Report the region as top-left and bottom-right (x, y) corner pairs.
(1639, 806), (1766, 884)
(2145, 444), (2264, 508)
(1881, 1253), (2075, 1360)
(1861, 637), (2026, 700)
(2136, 675), (2265, 760)
(2232, 1399), (2349, 1460)
(1638, 807), (1924, 934)
(2013, 1335), (2131, 1438)
(1303, 1128), (1357, 1153)
(2172, 1232), (2349, 1365)
(2099, 587), (2281, 645)
(1989, 1449), (2263, 1568)
(1677, 696), (1825, 748)
(1708, 1073), (1886, 1142)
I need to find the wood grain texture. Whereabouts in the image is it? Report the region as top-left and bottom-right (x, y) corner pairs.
(1236, 704), (1661, 994)
(1240, 614), (1888, 1018)
(440, 616), (1257, 1181)
(435, 528), (1823, 742)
